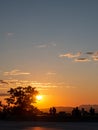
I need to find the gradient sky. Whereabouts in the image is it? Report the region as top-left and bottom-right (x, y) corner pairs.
(0, 0), (98, 108)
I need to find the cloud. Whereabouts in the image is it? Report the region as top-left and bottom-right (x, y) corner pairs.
(93, 51), (98, 56)
(49, 41), (57, 47)
(93, 57), (98, 61)
(59, 52), (81, 58)
(32, 41), (56, 48)
(75, 58), (90, 62)
(92, 52), (98, 58)
(36, 43), (56, 48)
(86, 52), (94, 55)
(0, 80), (8, 84)
(7, 32), (14, 36)
(0, 80), (76, 94)
(51, 43), (56, 47)
(36, 44), (47, 48)
(91, 51), (98, 61)
(65, 85), (76, 89)
(4, 70), (31, 76)
(0, 80), (58, 92)
(47, 72), (56, 75)
(59, 50), (98, 63)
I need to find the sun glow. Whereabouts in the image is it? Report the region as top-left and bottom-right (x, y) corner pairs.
(36, 95), (43, 101)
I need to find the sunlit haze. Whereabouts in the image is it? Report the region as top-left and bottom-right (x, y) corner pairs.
(0, 0), (98, 109)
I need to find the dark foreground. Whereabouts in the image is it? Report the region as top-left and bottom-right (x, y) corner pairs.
(0, 121), (98, 130)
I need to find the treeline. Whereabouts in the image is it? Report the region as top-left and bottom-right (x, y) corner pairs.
(0, 86), (98, 122)
(41, 106), (98, 122)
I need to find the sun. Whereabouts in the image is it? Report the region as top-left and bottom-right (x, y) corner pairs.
(36, 95), (43, 101)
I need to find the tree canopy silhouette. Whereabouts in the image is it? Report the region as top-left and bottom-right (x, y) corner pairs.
(5, 86), (38, 113)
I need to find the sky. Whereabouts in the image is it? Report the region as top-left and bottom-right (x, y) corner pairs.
(0, 0), (98, 108)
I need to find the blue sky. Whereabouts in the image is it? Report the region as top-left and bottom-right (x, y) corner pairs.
(0, 0), (98, 107)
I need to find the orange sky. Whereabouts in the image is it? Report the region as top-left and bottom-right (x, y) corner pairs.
(0, 1), (98, 108)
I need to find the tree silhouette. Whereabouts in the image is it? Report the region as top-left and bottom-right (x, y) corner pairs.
(72, 107), (81, 118)
(52, 107), (56, 115)
(5, 86), (38, 114)
(89, 107), (95, 116)
(49, 107), (56, 115)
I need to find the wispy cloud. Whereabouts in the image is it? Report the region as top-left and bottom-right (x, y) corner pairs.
(4, 70), (31, 76)
(0, 80), (58, 92)
(59, 52), (81, 58)
(75, 58), (90, 62)
(65, 85), (76, 89)
(49, 41), (57, 47)
(7, 32), (14, 36)
(46, 72), (56, 76)
(32, 41), (56, 48)
(0, 80), (8, 84)
(51, 43), (56, 47)
(47, 72), (56, 75)
(0, 79), (76, 96)
(36, 44), (47, 48)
